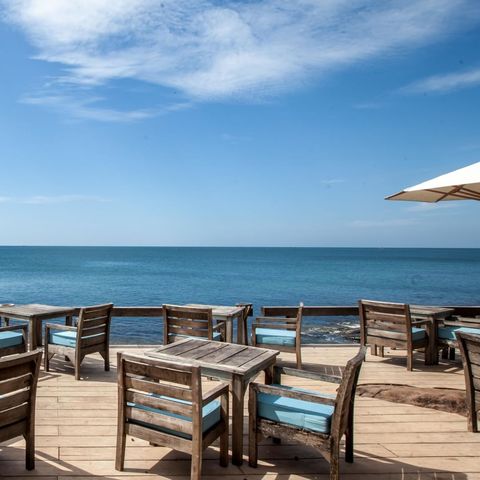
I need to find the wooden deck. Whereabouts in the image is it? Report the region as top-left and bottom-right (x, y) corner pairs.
(0, 345), (478, 479)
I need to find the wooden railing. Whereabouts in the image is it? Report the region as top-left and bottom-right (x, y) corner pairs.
(67, 305), (480, 319)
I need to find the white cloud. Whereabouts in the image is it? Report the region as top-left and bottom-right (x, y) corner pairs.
(0, 195), (109, 205)
(401, 67), (480, 94)
(2, 0), (480, 120)
(351, 218), (418, 228)
(405, 202), (460, 212)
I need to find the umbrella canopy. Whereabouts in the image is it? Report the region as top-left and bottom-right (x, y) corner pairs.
(386, 162), (480, 202)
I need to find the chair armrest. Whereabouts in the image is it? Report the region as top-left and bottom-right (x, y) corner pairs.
(212, 323), (225, 332)
(274, 365), (343, 384)
(443, 316), (480, 328)
(202, 383), (229, 406)
(45, 323), (77, 332)
(254, 316), (296, 323)
(250, 382), (336, 406)
(411, 319), (430, 326)
(0, 324), (27, 333)
(253, 323), (296, 330)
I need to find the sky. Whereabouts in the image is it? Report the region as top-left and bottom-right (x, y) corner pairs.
(1, 0), (480, 247)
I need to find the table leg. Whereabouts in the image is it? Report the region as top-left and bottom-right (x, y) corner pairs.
(225, 317), (233, 344)
(231, 374), (246, 465)
(425, 319), (437, 365)
(29, 318), (36, 351)
(35, 317), (43, 348)
(237, 313), (245, 345)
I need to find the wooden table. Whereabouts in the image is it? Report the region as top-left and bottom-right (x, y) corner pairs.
(410, 306), (455, 365)
(0, 304), (75, 350)
(146, 338), (279, 465)
(184, 304), (245, 344)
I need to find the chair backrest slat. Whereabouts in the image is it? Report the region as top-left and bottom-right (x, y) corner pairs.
(118, 353), (201, 437)
(331, 346), (366, 440)
(0, 350), (42, 440)
(260, 303), (303, 331)
(163, 305), (213, 344)
(456, 331), (480, 431)
(77, 303), (113, 342)
(359, 300), (412, 341)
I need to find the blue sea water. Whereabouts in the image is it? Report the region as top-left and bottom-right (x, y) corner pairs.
(0, 247), (479, 344)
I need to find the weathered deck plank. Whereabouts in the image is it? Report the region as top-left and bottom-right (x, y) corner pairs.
(0, 345), (478, 479)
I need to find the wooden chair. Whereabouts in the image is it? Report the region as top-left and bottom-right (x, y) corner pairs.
(0, 349), (42, 470)
(249, 346), (366, 480)
(163, 305), (225, 345)
(236, 303), (253, 345)
(0, 324), (28, 357)
(456, 331), (480, 432)
(359, 300), (429, 371)
(44, 303), (113, 380)
(436, 316), (480, 361)
(116, 352), (229, 480)
(252, 303), (303, 368)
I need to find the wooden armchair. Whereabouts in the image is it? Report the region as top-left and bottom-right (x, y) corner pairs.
(44, 303), (113, 380)
(0, 349), (42, 470)
(252, 303), (303, 368)
(116, 353), (229, 480)
(249, 346), (366, 480)
(436, 316), (480, 361)
(163, 305), (225, 344)
(0, 324), (28, 357)
(359, 300), (429, 371)
(456, 330), (480, 432)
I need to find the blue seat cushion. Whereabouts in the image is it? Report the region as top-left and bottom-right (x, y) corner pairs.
(411, 327), (426, 342)
(49, 330), (77, 347)
(438, 326), (480, 341)
(129, 395), (221, 439)
(257, 384), (334, 434)
(168, 331), (222, 341)
(255, 328), (296, 347)
(0, 331), (24, 349)
(49, 330), (105, 348)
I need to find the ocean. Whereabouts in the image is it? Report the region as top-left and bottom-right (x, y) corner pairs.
(0, 246), (479, 344)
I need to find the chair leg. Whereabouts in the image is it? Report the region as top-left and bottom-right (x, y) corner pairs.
(379, 346), (384, 358)
(441, 347), (449, 359)
(329, 444), (339, 480)
(345, 405), (354, 463)
(296, 345), (302, 369)
(448, 347), (456, 361)
(25, 431), (35, 470)
(191, 443), (202, 480)
(372, 345), (378, 356)
(248, 405), (258, 467)
(101, 349), (110, 371)
(44, 351), (51, 372)
(115, 432), (126, 471)
(407, 349), (413, 371)
(219, 427), (228, 467)
(468, 407), (478, 433)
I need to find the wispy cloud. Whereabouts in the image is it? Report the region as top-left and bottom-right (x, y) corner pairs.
(21, 93), (191, 122)
(405, 202), (460, 212)
(401, 67), (480, 94)
(0, 195), (109, 205)
(351, 218), (418, 228)
(2, 0), (480, 120)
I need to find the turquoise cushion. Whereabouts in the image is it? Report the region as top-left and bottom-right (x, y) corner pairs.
(255, 328), (296, 347)
(438, 326), (480, 341)
(168, 331), (222, 341)
(49, 330), (105, 348)
(0, 331), (24, 349)
(257, 384), (334, 434)
(129, 395), (221, 439)
(411, 327), (426, 341)
(49, 330), (77, 347)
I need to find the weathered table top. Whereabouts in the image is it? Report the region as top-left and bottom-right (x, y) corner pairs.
(184, 304), (244, 318)
(0, 303), (75, 319)
(146, 338), (279, 376)
(410, 306), (455, 318)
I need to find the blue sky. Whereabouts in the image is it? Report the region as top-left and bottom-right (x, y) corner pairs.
(1, 0), (480, 247)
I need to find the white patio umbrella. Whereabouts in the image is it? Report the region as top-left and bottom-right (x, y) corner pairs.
(386, 161), (480, 202)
